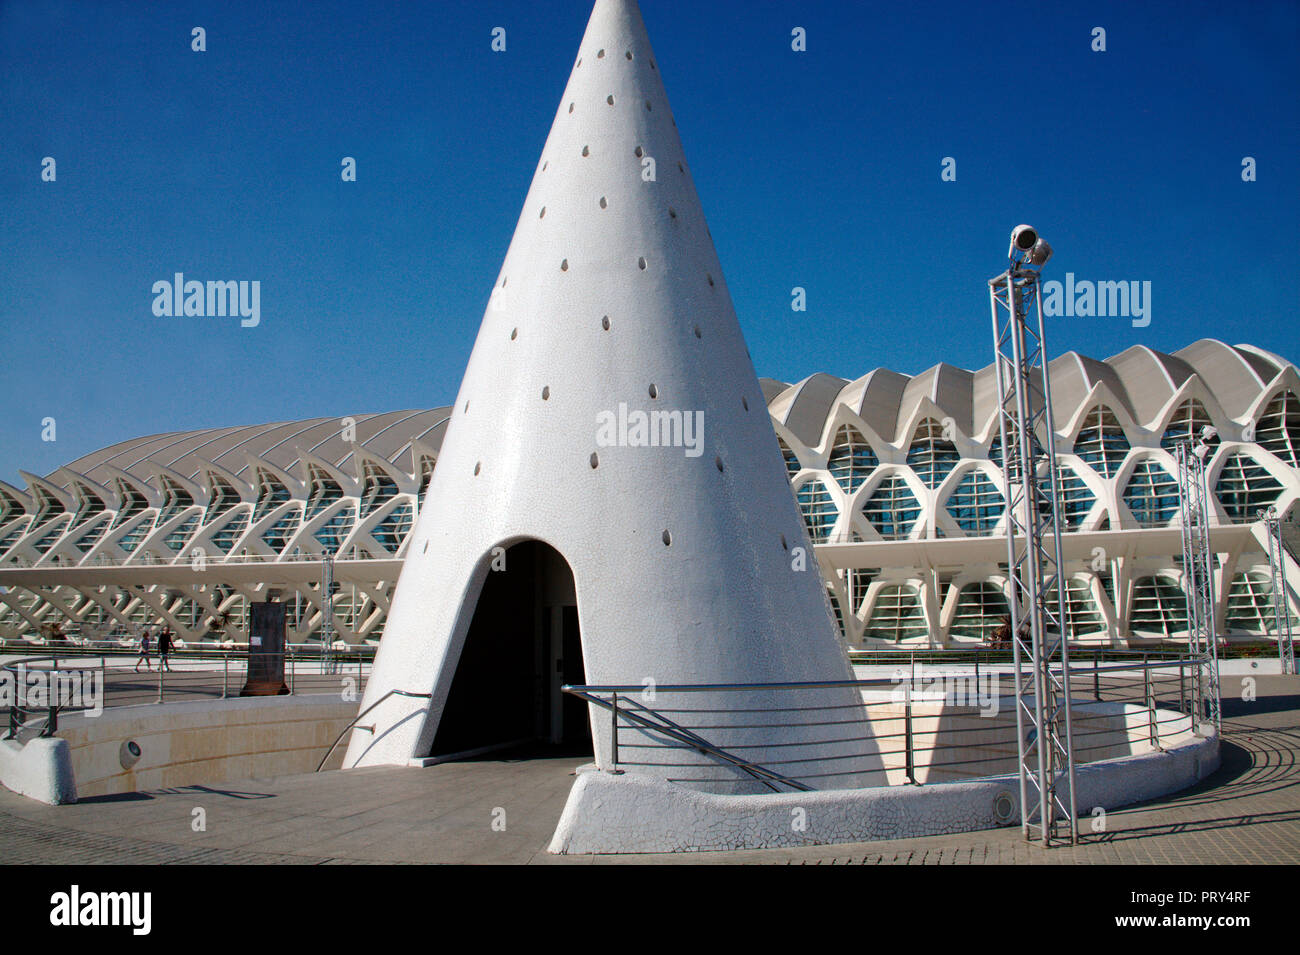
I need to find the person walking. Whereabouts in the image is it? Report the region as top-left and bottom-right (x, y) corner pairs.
(135, 629), (152, 672)
(158, 627), (174, 672)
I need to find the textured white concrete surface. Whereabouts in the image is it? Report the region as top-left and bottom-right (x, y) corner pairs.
(0, 737), (77, 805)
(548, 712), (1220, 853)
(1219, 658), (1283, 675)
(347, 0), (879, 790)
(54, 694), (356, 797)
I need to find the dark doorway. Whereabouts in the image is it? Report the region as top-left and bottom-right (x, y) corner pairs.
(429, 541), (590, 759)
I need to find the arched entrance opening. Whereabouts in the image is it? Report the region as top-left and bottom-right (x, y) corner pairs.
(429, 540), (590, 758)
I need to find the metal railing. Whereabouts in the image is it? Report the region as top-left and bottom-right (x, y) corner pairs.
(2, 656), (107, 741)
(4, 544), (388, 571)
(562, 651), (1209, 791)
(315, 688), (432, 772)
(2, 645), (373, 739)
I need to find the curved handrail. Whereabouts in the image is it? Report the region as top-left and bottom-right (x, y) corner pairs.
(3, 656), (109, 739)
(565, 687), (813, 793)
(316, 688), (432, 772)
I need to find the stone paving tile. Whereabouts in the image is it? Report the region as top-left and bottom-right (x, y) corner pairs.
(1, 677), (1296, 864)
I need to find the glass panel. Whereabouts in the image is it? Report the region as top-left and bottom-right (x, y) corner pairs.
(796, 479), (838, 542)
(907, 418), (960, 489)
(361, 463), (400, 517)
(861, 475), (921, 540)
(1255, 390), (1300, 469)
(1130, 575), (1188, 637)
(314, 504), (356, 552)
(1161, 399), (1216, 454)
(949, 582), (1009, 640)
(1123, 459), (1180, 527)
(1215, 453), (1283, 523)
(944, 469), (1004, 536)
(1046, 577), (1107, 637)
(826, 425), (878, 494)
(1073, 406), (1131, 477)
(373, 501), (414, 552)
(209, 508), (251, 553)
(864, 583), (927, 643)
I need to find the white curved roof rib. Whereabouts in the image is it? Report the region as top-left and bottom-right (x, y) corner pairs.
(1107, 344), (1195, 428)
(836, 369), (909, 446)
(9, 339), (1293, 525)
(1237, 343), (1295, 375)
(1174, 339), (1271, 419)
(769, 372), (849, 448)
(900, 363), (975, 441)
(1046, 351), (1135, 427)
(758, 378), (790, 403)
(42, 409), (456, 495)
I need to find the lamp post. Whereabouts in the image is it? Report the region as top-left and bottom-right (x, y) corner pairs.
(989, 224), (1077, 847)
(1261, 505), (1296, 675)
(1177, 430), (1221, 729)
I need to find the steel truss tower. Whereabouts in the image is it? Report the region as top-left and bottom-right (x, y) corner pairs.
(1176, 442), (1221, 728)
(1261, 506), (1296, 675)
(321, 552), (336, 674)
(989, 253), (1078, 847)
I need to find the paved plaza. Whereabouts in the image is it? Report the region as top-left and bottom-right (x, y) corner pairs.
(0, 674), (1295, 864)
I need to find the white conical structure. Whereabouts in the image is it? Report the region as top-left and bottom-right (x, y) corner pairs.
(346, 0), (881, 792)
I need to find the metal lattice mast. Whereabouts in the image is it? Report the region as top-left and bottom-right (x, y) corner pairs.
(989, 226), (1077, 847)
(1262, 506), (1296, 675)
(321, 552), (335, 674)
(1176, 441), (1220, 728)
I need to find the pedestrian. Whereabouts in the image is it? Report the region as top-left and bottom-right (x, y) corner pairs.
(135, 630), (152, 672)
(158, 627), (173, 672)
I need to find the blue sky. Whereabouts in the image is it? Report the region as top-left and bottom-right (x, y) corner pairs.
(2, 0), (1297, 484)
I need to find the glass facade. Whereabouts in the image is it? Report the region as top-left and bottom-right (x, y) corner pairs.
(1123, 458), (1180, 527)
(261, 504), (303, 551)
(305, 466), (344, 520)
(796, 479), (838, 542)
(906, 418), (960, 489)
(373, 502), (414, 553)
(949, 582), (1009, 640)
(314, 504), (356, 552)
(1161, 399), (1216, 453)
(1215, 452), (1283, 523)
(944, 469), (1004, 536)
(163, 512), (201, 552)
(115, 513), (155, 554)
(864, 584), (927, 643)
(252, 469), (291, 523)
(1055, 464), (1096, 529)
(1256, 390), (1300, 469)
(1046, 577), (1107, 638)
(1073, 406), (1131, 477)
(777, 438), (801, 481)
(361, 463), (400, 517)
(1130, 575), (1189, 638)
(826, 425), (878, 494)
(208, 508), (250, 553)
(861, 475), (921, 540)
(203, 475), (242, 524)
(157, 477), (195, 525)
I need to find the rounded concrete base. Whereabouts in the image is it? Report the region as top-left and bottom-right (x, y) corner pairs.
(0, 737), (78, 805)
(548, 719), (1220, 854)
